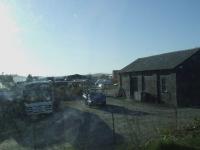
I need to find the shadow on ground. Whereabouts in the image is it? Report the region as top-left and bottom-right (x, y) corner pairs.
(96, 104), (149, 116)
(0, 106), (124, 150)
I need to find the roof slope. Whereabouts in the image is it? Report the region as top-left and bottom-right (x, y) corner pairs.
(121, 48), (200, 73)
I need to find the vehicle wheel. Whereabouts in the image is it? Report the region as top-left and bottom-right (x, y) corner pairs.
(102, 101), (106, 106)
(54, 102), (60, 112)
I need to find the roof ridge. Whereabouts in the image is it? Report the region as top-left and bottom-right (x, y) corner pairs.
(120, 47), (200, 73)
(137, 47), (200, 60)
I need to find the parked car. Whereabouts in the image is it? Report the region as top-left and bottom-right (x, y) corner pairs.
(82, 88), (106, 106)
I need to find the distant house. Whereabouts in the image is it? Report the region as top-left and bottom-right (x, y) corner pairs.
(0, 75), (15, 89)
(67, 74), (86, 81)
(119, 48), (200, 107)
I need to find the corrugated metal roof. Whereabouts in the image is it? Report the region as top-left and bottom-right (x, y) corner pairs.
(121, 48), (200, 73)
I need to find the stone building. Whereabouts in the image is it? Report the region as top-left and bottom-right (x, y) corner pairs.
(120, 48), (200, 106)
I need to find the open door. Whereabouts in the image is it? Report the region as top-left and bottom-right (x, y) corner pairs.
(130, 77), (139, 100)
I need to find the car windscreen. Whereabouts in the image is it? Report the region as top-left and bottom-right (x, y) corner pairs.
(23, 83), (52, 102)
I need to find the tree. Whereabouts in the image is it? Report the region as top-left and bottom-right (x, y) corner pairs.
(26, 74), (33, 82)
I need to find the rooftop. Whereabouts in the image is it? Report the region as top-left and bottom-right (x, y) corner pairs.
(121, 48), (200, 73)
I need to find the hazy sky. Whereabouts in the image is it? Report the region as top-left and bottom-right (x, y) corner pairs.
(1, 0), (200, 76)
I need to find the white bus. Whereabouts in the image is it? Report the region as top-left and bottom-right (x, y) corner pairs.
(23, 81), (55, 115)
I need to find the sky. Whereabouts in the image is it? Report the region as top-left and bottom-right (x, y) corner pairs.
(0, 0), (200, 76)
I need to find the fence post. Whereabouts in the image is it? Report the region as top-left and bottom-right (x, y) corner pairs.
(111, 112), (116, 144)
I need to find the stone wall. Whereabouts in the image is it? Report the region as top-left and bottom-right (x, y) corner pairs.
(160, 73), (177, 106)
(121, 74), (130, 98)
(143, 74), (157, 102)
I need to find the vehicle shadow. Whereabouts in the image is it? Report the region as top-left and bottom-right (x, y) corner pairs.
(0, 106), (124, 150)
(96, 104), (149, 116)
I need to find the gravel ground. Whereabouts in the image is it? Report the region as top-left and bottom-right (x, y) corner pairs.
(0, 98), (200, 150)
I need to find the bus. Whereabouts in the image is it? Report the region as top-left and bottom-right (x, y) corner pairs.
(23, 81), (56, 115)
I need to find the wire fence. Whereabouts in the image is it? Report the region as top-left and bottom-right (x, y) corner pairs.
(0, 97), (200, 150)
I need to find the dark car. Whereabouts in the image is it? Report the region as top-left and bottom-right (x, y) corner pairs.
(82, 88), (106, 106)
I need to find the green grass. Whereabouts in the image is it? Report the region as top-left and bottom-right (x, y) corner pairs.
(144, 118), (200, 150)
(144, 140), (197, 150)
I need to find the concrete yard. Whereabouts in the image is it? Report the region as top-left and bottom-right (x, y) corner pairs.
(0, 98), (200, 150)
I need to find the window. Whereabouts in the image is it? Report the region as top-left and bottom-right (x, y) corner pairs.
(161, 78), (167, 92)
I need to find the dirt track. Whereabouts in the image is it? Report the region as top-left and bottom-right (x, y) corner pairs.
(0, 98), (200, 150)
